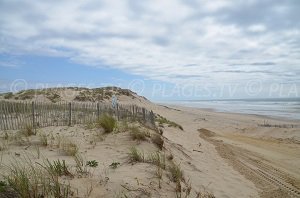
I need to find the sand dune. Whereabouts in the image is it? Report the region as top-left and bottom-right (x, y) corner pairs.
(0, 91), (299, 197)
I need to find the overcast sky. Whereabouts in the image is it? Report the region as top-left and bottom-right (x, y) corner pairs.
(0, 0), (299, 99)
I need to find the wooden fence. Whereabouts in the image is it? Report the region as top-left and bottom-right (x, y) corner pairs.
(0, 100), (156, 130)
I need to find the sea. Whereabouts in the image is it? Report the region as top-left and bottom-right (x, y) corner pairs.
(163, 98), (300, 121)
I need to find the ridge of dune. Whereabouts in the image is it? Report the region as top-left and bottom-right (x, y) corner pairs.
(0, 87), (151, 105)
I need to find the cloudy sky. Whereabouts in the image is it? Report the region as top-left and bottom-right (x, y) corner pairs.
(0, 0), (299, 100)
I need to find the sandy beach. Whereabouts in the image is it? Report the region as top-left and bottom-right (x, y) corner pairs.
(151, 103), (300, 197)
(0, 89), (299, 197)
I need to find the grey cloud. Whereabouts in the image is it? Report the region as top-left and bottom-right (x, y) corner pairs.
(217, 0), (300, 30)
(0, 0), (299, 91)
(172, 74), (208, 78)
(213, 70), (276, 74)
(250, 62), (276, 66)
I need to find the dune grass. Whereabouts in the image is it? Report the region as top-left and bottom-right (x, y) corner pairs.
(97, 114), (116, 133)
(20, 124), (35, 137)
(5, 158), (72, 198)
(128, 147), (145, 163)
(169, 162), (184, 183)
(39, 159), (73, 177)
(39, 133), (48, 146)
(59, 138), (78, 156)
(148, 152), (166, 170)
(156, 115), (183, 130)
(74, 153), (88, 174)
(129, 126), (147, 141)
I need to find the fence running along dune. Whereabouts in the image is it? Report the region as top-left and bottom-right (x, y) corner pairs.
(0, 100), (155, 130)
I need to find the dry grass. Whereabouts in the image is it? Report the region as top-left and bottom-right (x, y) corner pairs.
(59, 138), (78, 156)
(39, 133), (48, 146)
(20, 125), (35, 136)
(117, 120), (130, 132)
(129, 126), (147, 141)
(85, 120), (96, 130)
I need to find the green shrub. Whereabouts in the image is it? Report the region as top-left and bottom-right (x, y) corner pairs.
(97, 114), (116, 133)
(86, 160), (98, 168)
(0, 181), (7, 192)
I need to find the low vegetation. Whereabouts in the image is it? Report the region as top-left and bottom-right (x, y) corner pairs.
(148, 152), (166, 169)
(39, 133), (48, 146)
(59, 138), (78, 156)
(3, 92), (13, 99)
(258, 120), (296, 128)
(74, 153), (88, 174)
(20, 125), (35, 136)
(39, 159), (72, 177)
(46, 92), (61, 103)
(195, 191), (216, 198)
(5, 158), (72, 198)
(169, 162), (184, 183)
(129, 126), (147, 141)
(128, 147), (145, 163)
(86, 160), (99, 168)
(109, 162), (120, 169)
(156, 114), (183, 130)
(0, 139), (8, 151)
(97, 114), (116, 133)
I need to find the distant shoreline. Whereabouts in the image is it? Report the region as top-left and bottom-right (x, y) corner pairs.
(158, 102), (300, 123)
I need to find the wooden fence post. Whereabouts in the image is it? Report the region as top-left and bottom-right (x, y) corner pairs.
(97, 102), (100, 120)
(32, 101), (36, 132)
(150, 110), (155, 127)
(142, 108), (146, 122)
(116, 104), (119, 121)
(0, 101), (6, 130)
(69, 102), (72, 126)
